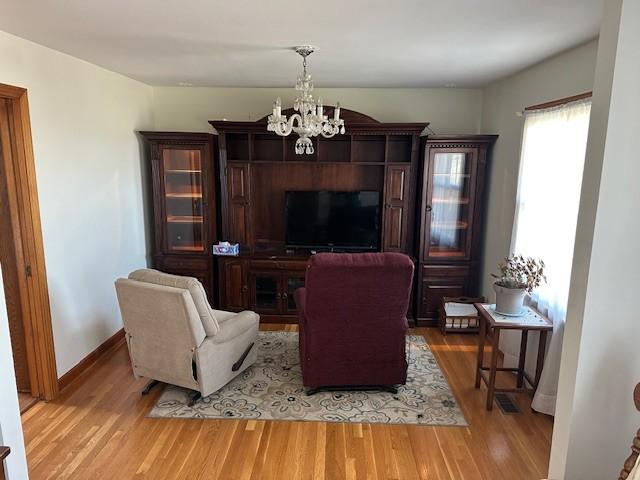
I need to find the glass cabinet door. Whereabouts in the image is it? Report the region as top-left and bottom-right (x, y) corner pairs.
(425, 150), (475, 260)
(283, 275), (305, 314)
(251, 273), (280, 313)
(162, 147), (205, 253)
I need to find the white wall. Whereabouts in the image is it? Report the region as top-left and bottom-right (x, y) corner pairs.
(550, 1), (640, 478)
(480, 40), (598, 298)
(152, 87), (483, 133)
(0, 31), (154, 376)
(0, 266), (29, 480)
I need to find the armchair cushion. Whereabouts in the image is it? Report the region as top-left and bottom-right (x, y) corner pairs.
(212, 309), (238, 324)
(212, 311), (259, 344)
(129, 269), (220, 336)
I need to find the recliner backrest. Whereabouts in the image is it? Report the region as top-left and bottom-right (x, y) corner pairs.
(304, 252), (414, 331)
(114, 278), (205, 389)
(128, 269), (220, 336)
(301, 252), (414, 370)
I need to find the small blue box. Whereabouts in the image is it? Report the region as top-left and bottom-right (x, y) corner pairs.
(212, 242), (240, 256)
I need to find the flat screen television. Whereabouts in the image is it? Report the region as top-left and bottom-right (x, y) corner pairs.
(284, 190), (381, 251)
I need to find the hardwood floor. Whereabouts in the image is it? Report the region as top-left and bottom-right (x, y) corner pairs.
(22, 325), (553, 479)
(18, 392), (38, 414)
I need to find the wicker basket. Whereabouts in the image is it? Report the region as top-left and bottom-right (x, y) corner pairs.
(438, 296), (485, 335)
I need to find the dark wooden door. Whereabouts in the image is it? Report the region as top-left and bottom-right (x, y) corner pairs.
(226, 163), (251, 247)
(222, 259), (248, 311)
(0, 98), (30, 392)
(383, 164), (411, 252)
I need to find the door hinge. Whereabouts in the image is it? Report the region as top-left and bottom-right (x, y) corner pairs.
(25, 265), (32, 277)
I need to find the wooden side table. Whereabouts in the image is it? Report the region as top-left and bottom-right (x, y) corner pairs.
(474, 303), (553, 411)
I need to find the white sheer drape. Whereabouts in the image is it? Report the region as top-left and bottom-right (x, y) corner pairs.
(503, 99), (591, 415)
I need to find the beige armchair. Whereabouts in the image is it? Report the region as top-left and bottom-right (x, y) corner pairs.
(115, 269), (259, 404)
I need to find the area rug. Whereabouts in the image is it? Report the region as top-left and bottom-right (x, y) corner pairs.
(148, 331), (467, 426)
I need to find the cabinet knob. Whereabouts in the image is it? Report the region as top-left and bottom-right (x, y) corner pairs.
(282, 292), (288, 299)
(426, 205), (432, 212)
(242, 285), (248, 293)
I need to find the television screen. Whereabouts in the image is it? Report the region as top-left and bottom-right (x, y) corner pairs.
(284, 191), (381, 251)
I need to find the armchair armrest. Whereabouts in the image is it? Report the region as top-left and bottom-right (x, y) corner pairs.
(211, 311), (259, 344)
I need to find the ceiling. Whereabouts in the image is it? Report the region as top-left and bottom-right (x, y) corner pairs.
(0, 0), (603, 87)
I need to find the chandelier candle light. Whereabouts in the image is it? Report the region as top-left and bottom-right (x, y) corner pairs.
(267, 46), (345, 154)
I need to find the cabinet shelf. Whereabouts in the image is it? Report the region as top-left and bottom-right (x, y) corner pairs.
(171, 244), (204, 252)
(432, 173), (471, 178)
(165, 192), (203, 199)
(167, 215), (203, 224)
(431, 221), (469, 229)
(428, 249), (467, 257)
(165, 169), (202, 174)
(432, 197), (470, 205)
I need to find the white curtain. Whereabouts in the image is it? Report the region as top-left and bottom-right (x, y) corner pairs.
(502, 98), (591, 415)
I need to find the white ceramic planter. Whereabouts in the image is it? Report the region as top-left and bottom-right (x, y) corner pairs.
(493, 283), (526, 315)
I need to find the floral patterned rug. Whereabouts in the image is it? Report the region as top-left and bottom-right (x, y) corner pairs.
(148, 331), (467, 426)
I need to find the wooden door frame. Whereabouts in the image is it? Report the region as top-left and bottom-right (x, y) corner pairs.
(0, 83), (58, 400)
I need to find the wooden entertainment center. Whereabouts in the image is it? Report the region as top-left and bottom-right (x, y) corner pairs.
(141, 107), (496, 326)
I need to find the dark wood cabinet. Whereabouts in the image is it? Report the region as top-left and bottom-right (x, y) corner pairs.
(140, 132), (218, 303)
(211, 108), (425, 323)
(140, 120), (495, 326)
(155, 256), (214, 300)
(418, 265), (472, 320)
(211, 109), (425, 257)
(415, 136), (497, 326)
(218, 256), (307, 322)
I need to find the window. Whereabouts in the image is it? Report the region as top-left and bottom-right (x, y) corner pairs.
(512, 98), (591, 322)
(508, 96), (591, 415)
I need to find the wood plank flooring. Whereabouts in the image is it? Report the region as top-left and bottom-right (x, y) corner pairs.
(18, 392), (39, 414)
(22, 325), (553, 479)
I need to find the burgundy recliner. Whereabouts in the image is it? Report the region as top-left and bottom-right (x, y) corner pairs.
(294, 252), (414, 393)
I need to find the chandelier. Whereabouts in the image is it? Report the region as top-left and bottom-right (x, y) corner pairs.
(267, 46), (345, 154)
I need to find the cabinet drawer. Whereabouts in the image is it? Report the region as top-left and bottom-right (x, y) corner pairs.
(417, 264), (475, 321)
(422, 264), (470, 279)
(419, 277), (468, 320)
(161, 256), (210, 271)
(250, 259), (307, 271)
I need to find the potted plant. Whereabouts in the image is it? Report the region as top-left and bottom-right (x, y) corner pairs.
(491, 254), (546, 315)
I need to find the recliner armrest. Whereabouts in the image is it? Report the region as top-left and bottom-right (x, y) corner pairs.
(210, 310), (259, 344)
(294, 287), (306, 314)
(294, 287), (307, 326)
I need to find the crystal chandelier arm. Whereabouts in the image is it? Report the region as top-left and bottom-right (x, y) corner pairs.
(272, 113), (302, 137)
(321, 128), (337, 138)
